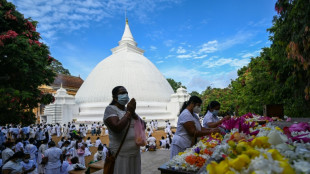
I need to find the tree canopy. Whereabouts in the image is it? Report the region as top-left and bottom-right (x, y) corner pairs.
(49, 59), (70, 75)
(199, 0), (310, 117)
(167, 78), (186, 92)
(0, 0), (56, 125)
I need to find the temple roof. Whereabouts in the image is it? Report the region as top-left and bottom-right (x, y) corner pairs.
(52, 74), (84, 89)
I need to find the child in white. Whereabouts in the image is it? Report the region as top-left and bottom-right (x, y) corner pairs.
(95, 137), (102, 147)
(160, 136), (167, 149)
(85, 137), (93, 147)
(93, 145), (105, 161)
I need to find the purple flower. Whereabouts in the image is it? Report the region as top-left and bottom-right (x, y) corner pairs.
(193, 147), (200, 154)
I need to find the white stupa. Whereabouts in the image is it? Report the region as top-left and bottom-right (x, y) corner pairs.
(74, 19), (189, 127)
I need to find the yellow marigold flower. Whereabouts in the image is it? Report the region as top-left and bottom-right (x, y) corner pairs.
(228, 140), (236, 148)
(278, 161), (295, 174)
(228, 154), (251, 171)
(251, 136), (270, 148)
(207, 159), (230, 174)
(236, 142), (249, 154)
(267, 149), (285, 161)
(243, 148), (260, 159)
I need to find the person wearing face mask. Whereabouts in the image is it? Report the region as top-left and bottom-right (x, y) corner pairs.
(93, 144), (105, 161)
(170, 96), (221, 159)
(202, 101), (231, 128)
(103, 86), (141, 174)
(2, 151), (24, 174)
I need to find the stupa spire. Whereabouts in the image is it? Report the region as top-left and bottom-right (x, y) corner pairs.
(119, 18), (137, 46)
(111, 18), (144, 55)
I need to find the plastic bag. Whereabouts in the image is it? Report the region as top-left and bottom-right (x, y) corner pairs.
(135, 118), (147, 146)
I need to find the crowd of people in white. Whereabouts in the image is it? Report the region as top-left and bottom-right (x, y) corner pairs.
(0, 122), (109, 174)
(0, 120), (173, 174)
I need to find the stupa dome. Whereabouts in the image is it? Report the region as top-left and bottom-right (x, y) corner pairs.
(75, 19), (174, 104)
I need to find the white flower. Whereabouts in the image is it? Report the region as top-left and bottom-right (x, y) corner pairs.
(245, 154), (283, 174)
(293, 160), (310, 174)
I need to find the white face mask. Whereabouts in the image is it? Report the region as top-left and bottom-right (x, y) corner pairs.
(212, 110), (219, 116)
(193, 106), (201, 114)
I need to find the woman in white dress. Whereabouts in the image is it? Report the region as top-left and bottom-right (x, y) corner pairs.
(104, 86), (142, 174)
(170, 96), (221, 159)
(56, 124), (61, 137)
(44, 141), (63, 174)
(37, 139), (48, 174)
(62, 124), (67, 138)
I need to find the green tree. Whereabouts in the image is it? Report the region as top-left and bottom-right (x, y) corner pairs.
(49, 59), (70, 75)
(189, 91), (200, 97)
(201, 86), (236, 116)
(166, 78), (186, 92)
(0, 0), (56, 125)
(267, 0), (310, 117)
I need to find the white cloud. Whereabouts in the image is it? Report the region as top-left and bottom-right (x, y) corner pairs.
(198, 40), (218, 54)
(156, 60), (164, 64)
(164, 40), (174, 47)
(249, 40), (262, 47)
(202, 57), (250, 68)
(193, 55), (207, 59)
(150, 45), (157, 51)
(240, 49), (262, 58)
(10, 0), (181, 43)
(177, 54), (191, 59)
(220, 31), (254, 50)
(176, 46), (186, 54)
(169, 47), (175, 52)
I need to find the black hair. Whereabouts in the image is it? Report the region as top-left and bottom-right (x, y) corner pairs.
(87, 137), (90, 140)
(98, 144), (103, 151)
(71, 157), (79, 164)
(42, 138), (48, 144)
(179, 96), (202, 115)
(29, 138), (35, 144)
(7, 152), (25, 162)
(109, 86), (124, 105)
(61, 141), (70, 148)
(4, 141), (14, 147)
(48, 141), (56, 147)
(205, 101), (220, 115)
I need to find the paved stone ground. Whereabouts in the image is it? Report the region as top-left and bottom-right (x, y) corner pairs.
(141, 149), (171, 174)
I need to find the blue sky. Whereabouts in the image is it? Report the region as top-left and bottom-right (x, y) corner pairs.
(10, 0), (277, 93)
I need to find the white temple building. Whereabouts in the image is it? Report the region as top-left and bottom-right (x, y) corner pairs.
(43, 20), (190, 127)
(42, 85), (78, 124)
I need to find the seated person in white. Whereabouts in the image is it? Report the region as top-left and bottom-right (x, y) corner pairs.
(147, 134), (156, 146)
(95, 137), (102, 147)
(85, 137), (93, 147)
(93, 144), (105, 161)
(159, 136), (167, 149)
(66, 157), (86, 172)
